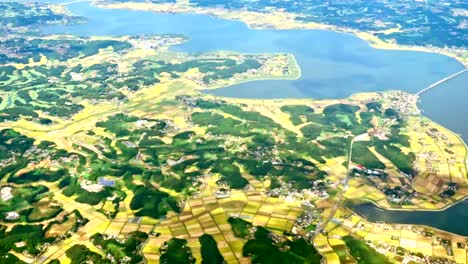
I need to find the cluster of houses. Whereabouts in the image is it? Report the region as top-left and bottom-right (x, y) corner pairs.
(368, 238), (457, 264)
(128, 35), (184, 51)
(292, 207), (321, 236)
(383, 186), (414, 204)
(353, 164), (420, 204)
(92, 234), (136, 263)
(367, 127), (389, 140)
(175, 95), (227, 109)
(333, 211), (461, 263)
(439, 182), (459, 198)
(381, 91), (420, 117)
(215, 187), (231, 199)
(0, 157), (15, 167)
(418, 150), (442, 174)
(0, 43), (24, 60)
(175, 95), (199, 108)
(354, 164), (385, 177)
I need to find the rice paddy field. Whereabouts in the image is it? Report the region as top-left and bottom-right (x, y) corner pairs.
(0, 2), (467, 263)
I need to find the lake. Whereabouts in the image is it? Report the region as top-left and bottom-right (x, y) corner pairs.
(40, 1), (465, 100)
(40, 1), (468, 141)
(38, 1), (467, 235)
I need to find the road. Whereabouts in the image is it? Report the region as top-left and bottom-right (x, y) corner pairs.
(416, 68), (468, 96)
(312, 134), (361, 240)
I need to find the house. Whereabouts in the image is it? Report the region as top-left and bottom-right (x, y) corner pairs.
(5, 211), (19, 221)
(14, 241), (26, 248)
(215, 188), (230, 199)
(0, 186), (13, 201)
(355, 164), (366, 171)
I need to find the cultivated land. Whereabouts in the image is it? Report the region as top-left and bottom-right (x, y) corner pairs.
(0, 2), (467, 264)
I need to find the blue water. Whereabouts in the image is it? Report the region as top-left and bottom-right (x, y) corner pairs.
(36, 1), (467, 235)
(40, 1), (465, 99)
(352, 200), (468, 236)
(419, 71), (468, 143)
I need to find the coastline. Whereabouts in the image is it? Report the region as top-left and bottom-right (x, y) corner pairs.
(200, 53), (302, 91)
(91, 0), (468, 67)
(349, 195), (467, 213)
(343, 115), (468, 213)
(48, 0), (468, 220)
(345, 204), (468, 238)
(421, 115), (468, 168)
(213, 90), (468, 213)
(3, 3), (468, 262)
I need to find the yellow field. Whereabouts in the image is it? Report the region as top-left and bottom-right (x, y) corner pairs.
(3, 30), (467, 264)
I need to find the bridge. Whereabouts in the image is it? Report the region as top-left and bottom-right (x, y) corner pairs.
(416, 68), (468, 96)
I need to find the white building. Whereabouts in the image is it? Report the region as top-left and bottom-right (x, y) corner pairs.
(5, 211), (19, 221)
(0, 186), (13, 201)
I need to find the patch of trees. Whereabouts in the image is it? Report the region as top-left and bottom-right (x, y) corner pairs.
(91, 231), (148, 263)
(62, 177), (112, 205)
(0, 224), (51, 256)
(0, 106), (39, 122)
(96, 113), (138, 136)
(8, 168), (68, 184)
(300, 123), (322, 140)
(242, 226), (322, 264)
(0, 159), (28, 181)
(366, 101), (382, 113)
(159, 238), (196, 264)
(228, 217), (253, 238)
(19, 206), (63, 223)
(374, 139), (415, 174)
(65, 244), (110, 264)
(343, 236), (391, 264)
(281, 105), (315, 125)
(0, 185), (49, 216)
(212, 161), (248, 189)
(0, 129), (36, 154)
(129, 185), (180, 218)
(199, 234), (225, 264)
(351, 142), (385, 170)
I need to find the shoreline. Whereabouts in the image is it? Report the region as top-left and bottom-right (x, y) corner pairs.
(344, 114), (468, 213)
(349, 195), (468, 213)
(91, 0), (467, 67)
(26, 0), (468, 224)
(211, 90), (468, 213)
(420, 115), (468, 168)
(345, 205), (468, 238)
(200, 53), (302, 91)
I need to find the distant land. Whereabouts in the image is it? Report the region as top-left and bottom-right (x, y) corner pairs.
(0, 1), (467, 264)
